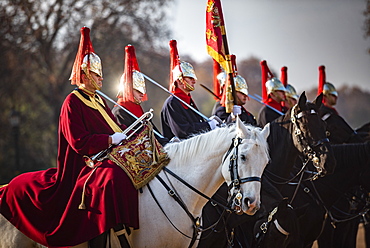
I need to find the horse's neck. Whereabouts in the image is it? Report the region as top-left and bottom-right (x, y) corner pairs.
(268, 122), (299, 178)
(166, 132), (234, 212)
(313, 143), (369, 207)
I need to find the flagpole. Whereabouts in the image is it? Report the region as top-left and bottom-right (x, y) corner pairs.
(206, 0), (237, 113)
(142, 74), (211, 122)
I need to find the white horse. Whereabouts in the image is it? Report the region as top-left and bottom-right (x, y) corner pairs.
(0, 119), (270, 248)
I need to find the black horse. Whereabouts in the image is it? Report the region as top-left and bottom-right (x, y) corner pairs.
(281, 142), (370, 248)
(197, 92), (337, 248)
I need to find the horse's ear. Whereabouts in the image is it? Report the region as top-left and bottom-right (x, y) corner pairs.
(298, 91), (307, 109)
(236, 116), (249, 139)
(313, 93), (323, 109)
(261, 123), (270, 140)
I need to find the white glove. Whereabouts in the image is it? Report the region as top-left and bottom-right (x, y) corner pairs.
(209, 115), (223, 124)
(232, 105), (242, 116)
(208, 119), (219, 130)
(110, 132), (127, 145)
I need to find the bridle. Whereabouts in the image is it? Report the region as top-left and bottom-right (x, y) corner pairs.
(223, 137), (262, 215)
(146, 136), (262, 248)
(264, 104), (330, 186)
(290, 104), (329, 180)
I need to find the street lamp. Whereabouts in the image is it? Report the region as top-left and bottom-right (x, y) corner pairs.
(9, 110), (20, 175)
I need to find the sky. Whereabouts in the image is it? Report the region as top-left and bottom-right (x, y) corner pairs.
(169, 0), (370, 94)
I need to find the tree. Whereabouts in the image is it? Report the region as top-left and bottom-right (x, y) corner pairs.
(0, 0), (173, 183)
(364, 0), (370, 53)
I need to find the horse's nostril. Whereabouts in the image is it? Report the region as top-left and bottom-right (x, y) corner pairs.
(245, 197), (254, 207)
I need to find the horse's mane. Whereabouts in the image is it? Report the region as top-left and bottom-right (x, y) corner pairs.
(164, 125), (236, 163)
(164, 124), (268, 164)
(331, 142), (370, 169)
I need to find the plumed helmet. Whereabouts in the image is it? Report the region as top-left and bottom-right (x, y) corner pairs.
(172, 61), (197, 81)
(169, 40), (197, 92)
(323, 82), (338, 97)
(235, 75), (249, 96)
(260, 60), (275, 102)
(70, 27), (102, 89)
(285, 84), (299, 100)
(217, 71), (249, 96)
(81, 53), (102, 78)
(117, 45), (147, 102)
(265, 77), (286, 95)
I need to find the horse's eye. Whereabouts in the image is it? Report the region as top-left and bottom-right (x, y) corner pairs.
(240, 154), (246, 161)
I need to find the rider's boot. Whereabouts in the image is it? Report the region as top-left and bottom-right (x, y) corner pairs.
(113, 223), (131, 248)
(88, 231), (108, 248)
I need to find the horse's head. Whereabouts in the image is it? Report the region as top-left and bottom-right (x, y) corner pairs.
(288, 92), (336, 176)
(222, 117), (270, 215)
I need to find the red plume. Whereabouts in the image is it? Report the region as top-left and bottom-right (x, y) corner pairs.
(213, 59), (222, 100)
(260, 60), (274, 102)
(280, 66), (288, 87)
(231, 54), (238, 76)
(169, 40), (180, 92)
(318, 65), (326, 96)
(70, 27), (95, 86)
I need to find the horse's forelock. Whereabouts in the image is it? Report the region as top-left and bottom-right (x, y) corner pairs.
(238, 124), (270, 161)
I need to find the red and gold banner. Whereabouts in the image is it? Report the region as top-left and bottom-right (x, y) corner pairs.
(206, 0), (235, 112)
(206, 0), (231, 74)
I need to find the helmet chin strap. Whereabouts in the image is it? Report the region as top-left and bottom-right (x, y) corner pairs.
(133, 97), (142, 105)
(180, 77), (194, 92)
(83, 70), (101, 93)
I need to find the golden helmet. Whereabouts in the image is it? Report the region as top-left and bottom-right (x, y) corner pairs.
(172, 61), (197, 82)
(265, 77), (286, 95)
(235, 75), (249, 96)
(132, 70), (146, 94)
(81, 52), (103, 78)
(323, 82), (338, 97)
(118, 70), (146, 96)
(285, 84), (299, 100)
(217, 72), (249, 96)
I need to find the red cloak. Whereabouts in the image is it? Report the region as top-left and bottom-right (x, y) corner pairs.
(0, 90), (139, 247)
